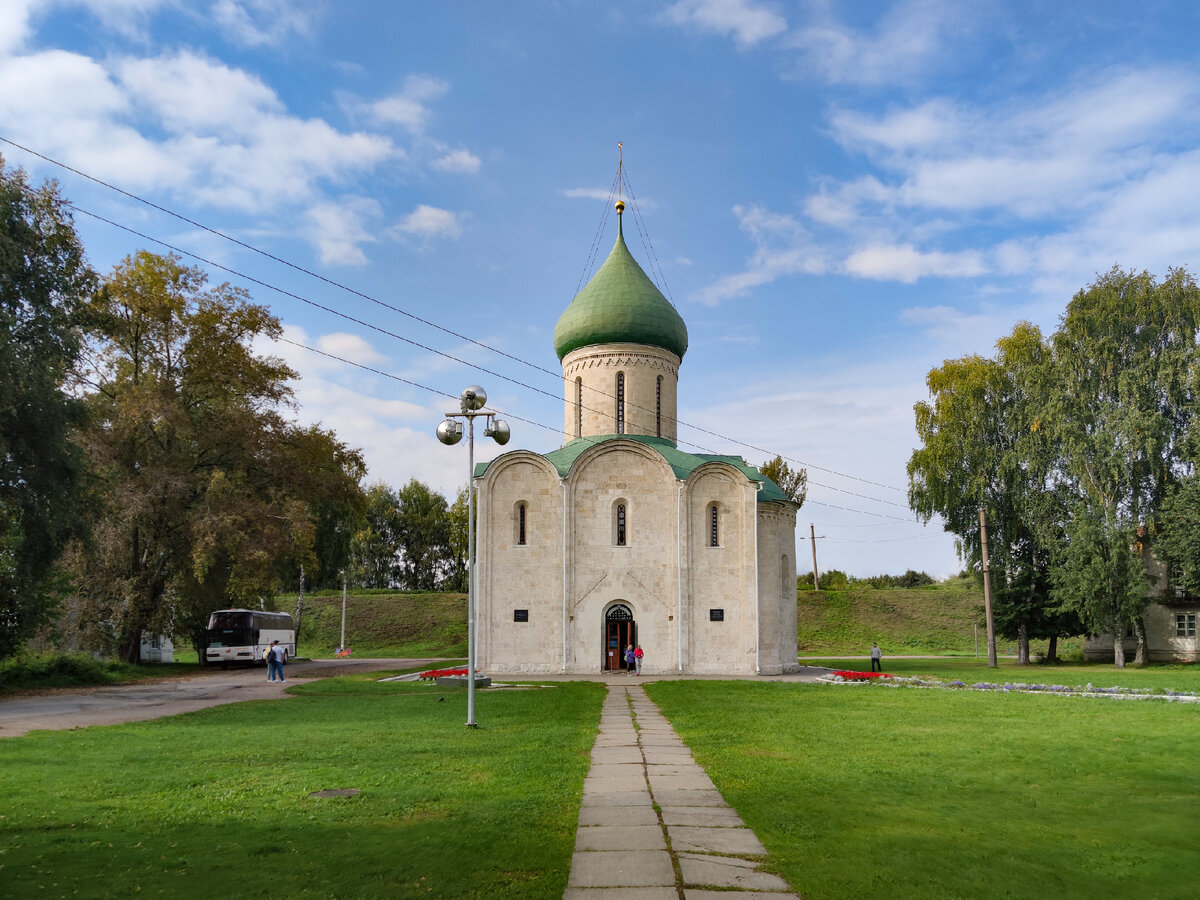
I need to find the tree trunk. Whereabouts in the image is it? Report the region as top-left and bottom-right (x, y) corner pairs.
(118, 627), (142, 665)
(1046, 635), (1059, 663)
(1113, 627), (1126, 668)
(1017, 621), (1030, 665)
(1134, 617), (1147, 665)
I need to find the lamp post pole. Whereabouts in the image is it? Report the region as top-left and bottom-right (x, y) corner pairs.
(437, 386), (510, 728)
(339, 569), (347, 653)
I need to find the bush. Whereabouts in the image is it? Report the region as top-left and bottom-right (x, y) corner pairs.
(0, 651), (138, 693)
(851, 569), (936, 589)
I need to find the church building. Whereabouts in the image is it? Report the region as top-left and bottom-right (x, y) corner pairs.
(474, 201), (799, 675)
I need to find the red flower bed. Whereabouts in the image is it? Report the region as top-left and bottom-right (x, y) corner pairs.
(833, 670), (892, 681)
(419, 667), (468, 680)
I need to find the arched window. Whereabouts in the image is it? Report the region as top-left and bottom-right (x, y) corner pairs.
(575, 377), (583, 437)
(615, 502), (627, 546)
(616, 372), (625, 434)
(514, 502), (528, 546)
(656, 375), (662, 438)
(708, 503), (720, 547)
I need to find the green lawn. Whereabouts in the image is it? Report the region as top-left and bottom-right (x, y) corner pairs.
(804, 656), (1200, 692)
(0, 679), (603, 898)
(646, 680), (1200, 900)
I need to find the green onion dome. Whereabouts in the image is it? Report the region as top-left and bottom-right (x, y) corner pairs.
(553, 211), (688, 361)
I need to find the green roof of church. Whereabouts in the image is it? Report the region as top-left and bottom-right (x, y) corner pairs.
(552, 216), (688, 360)
(476, 435), (793, 505)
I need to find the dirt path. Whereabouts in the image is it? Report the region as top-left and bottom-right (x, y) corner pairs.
(0, 658), (445, 738)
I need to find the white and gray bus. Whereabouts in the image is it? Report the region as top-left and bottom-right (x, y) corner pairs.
(205, 609), (295, 666)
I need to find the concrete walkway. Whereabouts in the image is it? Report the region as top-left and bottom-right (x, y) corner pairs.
(565, 683), (800, 899)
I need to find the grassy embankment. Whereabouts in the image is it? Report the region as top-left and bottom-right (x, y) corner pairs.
(277, 589), (468, 659)
(797, 574), (1082, 658)
(0, 675), (604, 898)
(647, 678), (1200, 900)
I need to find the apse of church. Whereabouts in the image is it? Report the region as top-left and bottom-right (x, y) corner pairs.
(474, 200), (799, 675)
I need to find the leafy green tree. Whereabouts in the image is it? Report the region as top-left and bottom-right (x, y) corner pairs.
(349, 483), (402, 589)
(394, 478), (451, 590)
(0, 158), (95, 656)
(1048, 267), (1200, 666)
(445, 485), (470, 593)
(909, 322), (1068, 664)
(760, 456), (807, 505)
(70, 251), (364, 662)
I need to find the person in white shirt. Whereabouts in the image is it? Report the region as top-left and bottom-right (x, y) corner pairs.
(267, 640), (287, 682)
(870, 643), (882, 673)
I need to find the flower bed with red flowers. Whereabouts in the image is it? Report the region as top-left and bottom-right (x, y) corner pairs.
(419, 666), (468, 680)
(832, 670), (892, 681)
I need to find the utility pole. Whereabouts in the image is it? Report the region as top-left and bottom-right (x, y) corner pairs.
(295, 564), (304, 660)
(978, 508), (997, 668)
(339, 569), (347, 652)
(810, 524), (820, 591)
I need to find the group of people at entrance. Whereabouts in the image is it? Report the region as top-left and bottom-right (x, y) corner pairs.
(624, 644), (643, 675)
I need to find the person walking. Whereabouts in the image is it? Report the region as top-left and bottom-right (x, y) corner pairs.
(267, 640), (288, 682)
(634, 644), (644, 675)
(870, 642), (882, 673)
(624, 644), (635, 675)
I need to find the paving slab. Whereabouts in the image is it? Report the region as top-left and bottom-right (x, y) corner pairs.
(677, 854), (791, 892)
(648, 772), (717, 792)
(667, 825), (766, 855)
(580, 790), (656, 808)
(564, 889), (679, 900)
(578, 806), (660, 827)
(590, 747), (644, 764)
(567, 851), (675, 887)
(651, 788), (728, 807)
(660, 806), (745, 827)
(586, 763), (646, 778)
(684, 891), (801, 900)
(575, 824), (667, 851)
(583, 774), (649, 793)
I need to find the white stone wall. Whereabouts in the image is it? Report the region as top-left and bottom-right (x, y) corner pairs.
(561, 342), (680, 442)
(564, 440), (680, 673)
(684, 464), (758, 674)
(475, 452), (564, 673)
(476, 441), (800, 675)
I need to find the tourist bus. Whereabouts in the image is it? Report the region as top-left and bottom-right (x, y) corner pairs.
(204, 609), (295, 666)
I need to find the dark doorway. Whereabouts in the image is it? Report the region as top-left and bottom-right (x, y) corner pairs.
(604, 603), (637, 671)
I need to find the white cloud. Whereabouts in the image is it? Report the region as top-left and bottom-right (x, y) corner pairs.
(304, 196), (381, 266)
(844, 244), (986, 283)
(370, 74), (450, 134)
(692, 204), (826, 305)
(560, 187), (614, 201)
(211, 0), (318, 47)
(788, 0), (965, 86)
(395, 204), (462, 239)
(662, 0), (787, 49)
(0, 0), (38, 56)
(431, 148), (481, 174)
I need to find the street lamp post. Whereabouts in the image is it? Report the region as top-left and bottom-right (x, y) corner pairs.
(339, 569), (347, 653)
(436, 385), (510, 728)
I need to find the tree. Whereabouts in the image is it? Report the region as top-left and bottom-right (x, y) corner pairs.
(0, 158), (95, 656)
(760, 456), (807, 505)
(908, 322), (1069, 664)
(70, 251), (364, 662)
(1048, 267), (1200, 666)
(349, 483), (402, 589)
(445, 485), (470, 593)
(394, 478), (451, 590)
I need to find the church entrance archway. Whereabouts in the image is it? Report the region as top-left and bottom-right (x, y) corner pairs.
(603, 603), (637, 671)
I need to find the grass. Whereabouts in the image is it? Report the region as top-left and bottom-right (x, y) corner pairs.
(283, 590), (468, 659)
(0, 677), (604, 898)
(804, 656), (1200, 691)
(0, 651), (198, 695)
(646, 679), (1200, 900)
(797, 576), (1083, 657)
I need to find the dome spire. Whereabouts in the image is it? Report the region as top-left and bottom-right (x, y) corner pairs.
(616, 141), (624, 238)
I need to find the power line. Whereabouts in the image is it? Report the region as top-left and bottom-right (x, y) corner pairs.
(3, 135), (913, 507)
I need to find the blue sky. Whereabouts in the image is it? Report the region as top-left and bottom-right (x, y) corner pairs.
(5, 0), (1199, 578)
